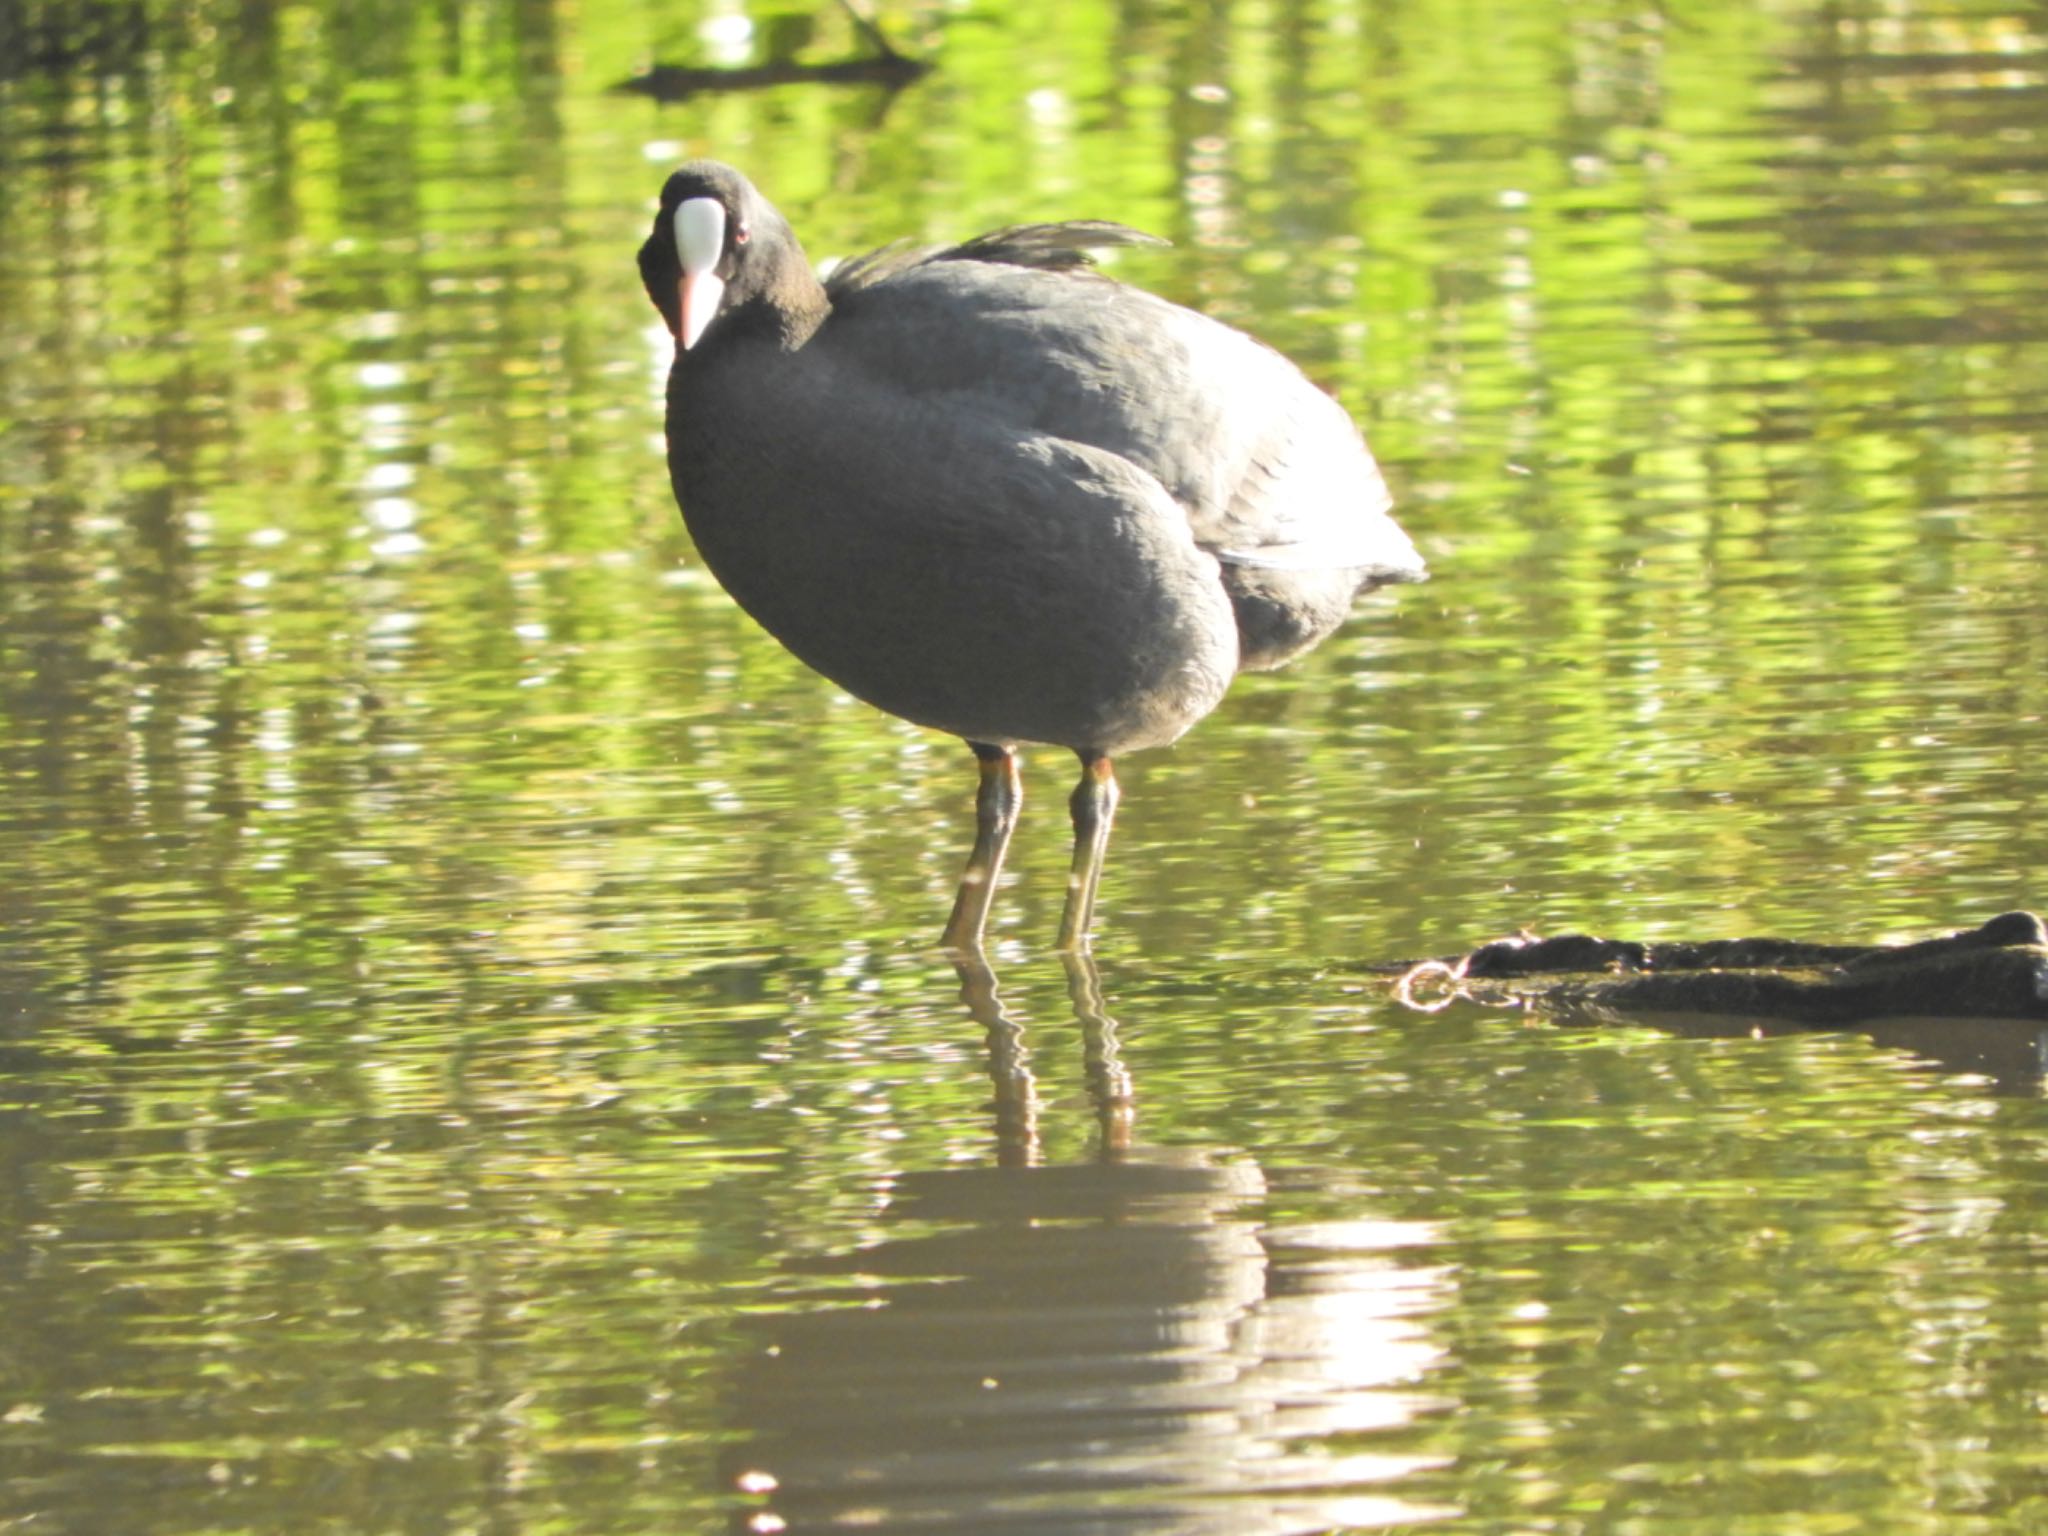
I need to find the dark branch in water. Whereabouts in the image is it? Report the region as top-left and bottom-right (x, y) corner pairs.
(614, 0), (930, 101)
(1382, 911), (2048, 1093)
(1389, 910), (2048, 1024)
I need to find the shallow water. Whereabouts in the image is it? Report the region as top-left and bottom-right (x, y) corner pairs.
(5, 0), (2048, 1531)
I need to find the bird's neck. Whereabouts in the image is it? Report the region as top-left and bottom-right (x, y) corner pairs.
(753, 247), (831, 349)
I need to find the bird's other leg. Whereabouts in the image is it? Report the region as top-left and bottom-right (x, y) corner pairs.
(939, 742), (1022, 953)
(1054, 751), (1119, 954)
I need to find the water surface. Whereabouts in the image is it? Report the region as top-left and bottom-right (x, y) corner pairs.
(5, 0), (2048, 1531)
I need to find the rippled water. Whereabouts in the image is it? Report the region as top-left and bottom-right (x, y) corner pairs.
(5, 0), (2048, 1531)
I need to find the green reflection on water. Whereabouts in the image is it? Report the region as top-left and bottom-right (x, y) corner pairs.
(5, 0), (2048, 1531)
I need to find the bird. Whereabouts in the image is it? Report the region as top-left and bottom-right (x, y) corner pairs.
(637, 161), (1425, 954)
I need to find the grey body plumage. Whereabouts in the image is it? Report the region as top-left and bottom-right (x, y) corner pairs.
(638, 161), (1424, 950)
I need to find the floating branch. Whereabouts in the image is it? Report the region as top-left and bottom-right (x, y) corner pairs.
(615, 0), (930, 101)
(1390, 910), (2048, 1025)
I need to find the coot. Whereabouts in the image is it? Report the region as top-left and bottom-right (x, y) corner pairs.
(639, 162), (1425, 953)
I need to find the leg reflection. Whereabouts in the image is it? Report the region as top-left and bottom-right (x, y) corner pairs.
(1062, 950), (1135, 1158)
(953, 949), (1139, 1164)
(952, 950), (1039, 1167)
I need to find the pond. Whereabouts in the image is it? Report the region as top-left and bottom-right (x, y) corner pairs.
(4, 0), (2048, 1531)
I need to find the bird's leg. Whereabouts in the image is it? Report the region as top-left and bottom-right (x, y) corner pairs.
(939, 742), (1022, 953)
(1055, 752), (1119, 954)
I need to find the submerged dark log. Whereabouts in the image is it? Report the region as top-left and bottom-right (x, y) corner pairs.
(1391, 910), (2048, 1024)
(615, 3), (930, 101)
(613, 52), (930, 100)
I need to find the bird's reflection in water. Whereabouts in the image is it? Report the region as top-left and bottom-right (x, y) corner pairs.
(719, 953), (1456, 1534)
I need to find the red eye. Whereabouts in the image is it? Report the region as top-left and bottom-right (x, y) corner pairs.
(735, 223), (751, 246)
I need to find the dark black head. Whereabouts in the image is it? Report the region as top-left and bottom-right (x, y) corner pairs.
(637, 161), (822, 351)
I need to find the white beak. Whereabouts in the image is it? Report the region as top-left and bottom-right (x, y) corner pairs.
(673, 197), (728, 350)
